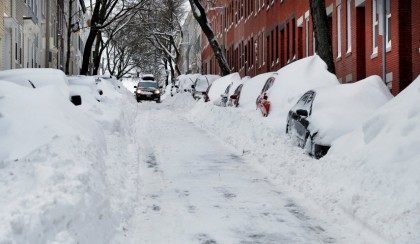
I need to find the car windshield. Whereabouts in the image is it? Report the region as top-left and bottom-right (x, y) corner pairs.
(138, 82), (158, 88)
(142, 76), (155, 81)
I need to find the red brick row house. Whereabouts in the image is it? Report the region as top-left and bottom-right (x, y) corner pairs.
(200, 0), (420, 95)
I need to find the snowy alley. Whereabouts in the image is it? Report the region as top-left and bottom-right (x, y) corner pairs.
(119, 97), (386, 244)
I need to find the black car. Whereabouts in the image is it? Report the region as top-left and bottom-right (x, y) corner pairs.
(134, 81), (161, 103)
(286, 90), (329, 159)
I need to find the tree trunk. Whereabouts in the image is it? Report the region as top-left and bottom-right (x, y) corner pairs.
(65, 0), (73, 74)
(309, 0), (335, 74)
(81, 30), (98, 75)
(168, 56), (175, 82)
(189, 0), (231, 76)
(80, 0), (101, 75)
(92, 31), (102, 75)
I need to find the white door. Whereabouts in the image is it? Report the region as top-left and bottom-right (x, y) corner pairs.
(3, 30), (12, 70)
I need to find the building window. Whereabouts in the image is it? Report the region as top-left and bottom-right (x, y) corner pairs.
(385, 0), (391, 48)
(372, 0), (378, 54)
(337, 3), (342, 58)
(346, 0), (351, 53)
(305, 16), (309, 57)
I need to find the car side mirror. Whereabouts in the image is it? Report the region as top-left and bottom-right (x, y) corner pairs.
(134, 86), (137, 88)
(230, 94), (238, 99)
(296, 109), (308, 117)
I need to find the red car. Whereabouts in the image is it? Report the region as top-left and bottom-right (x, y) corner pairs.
(256, 76), (276, 117)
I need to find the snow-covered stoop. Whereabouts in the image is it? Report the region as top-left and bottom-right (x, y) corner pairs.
(187, 93), (420, 243)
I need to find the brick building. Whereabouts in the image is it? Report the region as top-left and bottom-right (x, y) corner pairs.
(200, 0), (420, 95)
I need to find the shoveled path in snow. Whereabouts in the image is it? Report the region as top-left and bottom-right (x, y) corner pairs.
(124, 101), (374, 243)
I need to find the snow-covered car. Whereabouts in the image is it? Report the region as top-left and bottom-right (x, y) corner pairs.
(255, 75), (276, 117)
(177, 74), (200, 93)
(191, 75), (220, 100)
(207, 73), (242, 106)
(286, 76), (393, 159)
(134, 81), (161, 103)
(213, 83), (232, 106)
(0, 68), (83, 105)
(228, 84), (243, 107)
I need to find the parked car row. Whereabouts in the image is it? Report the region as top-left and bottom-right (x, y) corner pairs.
(182, 57), (392, 159)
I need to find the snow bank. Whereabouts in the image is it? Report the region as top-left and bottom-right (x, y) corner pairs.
(207, 73), (241, 101)
(0, 74), (138, 243)
(309, 75), (392, 144)
(323, 76), (420, 242)
(267, 55), (339, 127)
(0, 68), (70, 95)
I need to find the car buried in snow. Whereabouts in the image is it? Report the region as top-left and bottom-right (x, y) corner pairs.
(0, 68), (83, 106)
(191, 75), (220, 100)
(256, 75), (277, 117)
(213, 83), (232, 106)
(134, 75), (161, 103)
(228, 84), (244, 107)
(286, 76), (392, 159)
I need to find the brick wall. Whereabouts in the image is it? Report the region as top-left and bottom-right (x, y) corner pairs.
(200, 0), (417, 94)
(412, 0), (420, 81)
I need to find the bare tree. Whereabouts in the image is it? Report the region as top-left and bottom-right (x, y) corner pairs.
(188, 0), (230, 76)
(309, 0), (335, 74)
(80, 0), (145, 75)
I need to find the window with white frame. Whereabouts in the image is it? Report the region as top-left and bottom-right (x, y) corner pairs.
(385, 0), (391, 48)
(305, 16), (309, 57)
(372, 0), (378, 54)
(337, 3), (342, 58)
(346, 0), (351, 52)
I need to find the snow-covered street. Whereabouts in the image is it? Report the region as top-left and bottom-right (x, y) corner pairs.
(119, 99), (383, 244)
(1, 71), (419, 243)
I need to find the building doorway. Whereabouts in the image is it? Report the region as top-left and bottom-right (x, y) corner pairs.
(2, 30), (12, 70)
(356, 3), (366, 80)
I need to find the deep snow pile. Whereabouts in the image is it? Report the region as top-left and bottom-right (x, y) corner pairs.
(186, 60), (419, 242)
(267, 55), (339, 128)
(0, 74), (138, 243)
(324, 75), (420, 242)
(308, 75), (393, 145)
